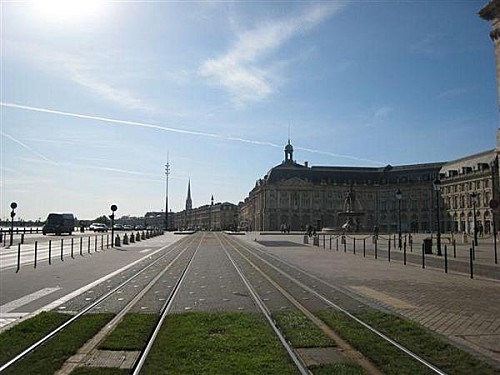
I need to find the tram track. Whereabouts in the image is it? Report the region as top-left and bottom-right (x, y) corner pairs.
(221, 233), (447, 375)
(0, 234), (199, 374)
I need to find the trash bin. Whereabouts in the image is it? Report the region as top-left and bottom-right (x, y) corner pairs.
(423, 238), (433, 254)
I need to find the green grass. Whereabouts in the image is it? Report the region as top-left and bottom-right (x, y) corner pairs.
(2, 313), (114, 375)
(0, 311), (71, 366)
(99, 313), (158, 351)
(273, 311), (335, 348)
(70, 367), (129, 375)
(141, 311), (301, 375)
(317, 310), (500, 375)
(309, 363), (365, 375)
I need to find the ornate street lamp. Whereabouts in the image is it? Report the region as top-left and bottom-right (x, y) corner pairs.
(110, 204), (117, 247)
(433, 178), (442, 256)
(471, 192), (478, 246)
(396, 189), (402, 249)
(9, 202), (17, 246)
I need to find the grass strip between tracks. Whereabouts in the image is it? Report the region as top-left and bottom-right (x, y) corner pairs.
(99, 313), (159, 351)
(0, 312), (114, 375)
(273, 311), (335, 348)
(141, 311), (301, 375)
(0, 311), (71, 366)
(317, 310), (500, 375)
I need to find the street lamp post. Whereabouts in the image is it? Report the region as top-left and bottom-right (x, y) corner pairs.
(165, 159), (170, 232)
(110, 204), (117, 247)
(433, 178), (442, 256)
(396, 189), (402, 249)
(9, 202), (17, 246)
(209, 195), (214, 231)
(471, 192), (478, 246)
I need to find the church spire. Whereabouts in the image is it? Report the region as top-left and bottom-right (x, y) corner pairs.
(186, 179), (192, 210)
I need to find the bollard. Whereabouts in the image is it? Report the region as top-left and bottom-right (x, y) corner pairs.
(49, 240), (52, 265)
(410, 238), (413, 252)
(422, 243), (425, 269)
(34, 241), (38, 268)
(123, 233), (129, 245)
(313, 236), (319, 246)
(393, 234), (396, 248)
(115, 234), (121, 247)
(16, 243), (21, 273)
(141, 231), (146, 240)
(469, 248), (474, 279)
(453, 240), (456, 258)
(95, 236), (98, 252)
(444, 245), (448, 274)
(388, 239), (391, 254)
(404, 241), (407, 265)
(80, 237), (83, 256)
(472, 241), (475, 261)
(388, 240), (391, 262)
(329, 236), (332, 250)
(136, 232), (141, 242)
(106, 234), (109, 249)
(88, 236), (91, 254)
(21, 234), (24, 244)
(0, 231), (2, 243)
(101, 235), (104, 250)
(375, 239), (378, 259)
(353, 238), (356, 255)
(336, 237), (338, 251)
(60, 239), (64, 261)
(323, 235), (325, 248)
(303, 235), (309, 245)
(343, 238), (346, 252)
(130, 233), (135, 243)
(363, 238), (366, 257)
(71, 238), (74, 259)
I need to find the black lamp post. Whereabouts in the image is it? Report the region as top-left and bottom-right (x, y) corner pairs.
(110, 204), (117, 247)
(165, 160), (170, 231)
(209, 195), (214, 231)
(396, 189), (402, 249)
(433, 178), (442, 256)
(471, 192), (478, 246)
(9, 202), (17, 246)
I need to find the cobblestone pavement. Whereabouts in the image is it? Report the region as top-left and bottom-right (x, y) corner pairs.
(239, 232), (500, 367)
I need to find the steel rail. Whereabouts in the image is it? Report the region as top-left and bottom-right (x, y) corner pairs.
(224, 234), (447, 375)
(132, 232), (205, 374)
(219, 234), (382, 374)
(0, 235), (195, 373)
(216, 234), (311, 375)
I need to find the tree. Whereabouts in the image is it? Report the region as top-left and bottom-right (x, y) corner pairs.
(93, 215), (111, 226)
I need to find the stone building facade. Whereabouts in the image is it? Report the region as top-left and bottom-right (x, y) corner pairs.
(240, 142), (445, 233)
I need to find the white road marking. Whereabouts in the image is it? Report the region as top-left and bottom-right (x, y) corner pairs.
(0, 287), (61, 313)
(139, 248), (152, 253)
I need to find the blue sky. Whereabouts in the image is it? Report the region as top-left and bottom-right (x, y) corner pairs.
(1, 0), (498, 221)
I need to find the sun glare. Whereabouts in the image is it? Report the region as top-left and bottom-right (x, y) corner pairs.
(33, 0), (106, 22)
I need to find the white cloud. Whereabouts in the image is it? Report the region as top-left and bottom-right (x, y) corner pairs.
(199, 3), (345, 107)
(6, 41), (155, 112)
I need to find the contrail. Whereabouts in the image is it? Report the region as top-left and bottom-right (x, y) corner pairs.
(0, 130), (58, 165)
(1, 102), (383, 165)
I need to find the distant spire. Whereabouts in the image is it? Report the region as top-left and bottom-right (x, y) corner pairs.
(186, 179), (192, 210)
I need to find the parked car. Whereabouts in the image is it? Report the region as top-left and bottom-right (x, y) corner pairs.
(123, 225), (134, 231)
(113, 224), (124, 231)
(90, 223), (108, 232)
(135, 225), (146, 230)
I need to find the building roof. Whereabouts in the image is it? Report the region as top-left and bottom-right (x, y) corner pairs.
(439, 149), (496, 176)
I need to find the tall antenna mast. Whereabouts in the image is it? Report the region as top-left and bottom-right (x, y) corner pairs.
(164, 153), (170, 231)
